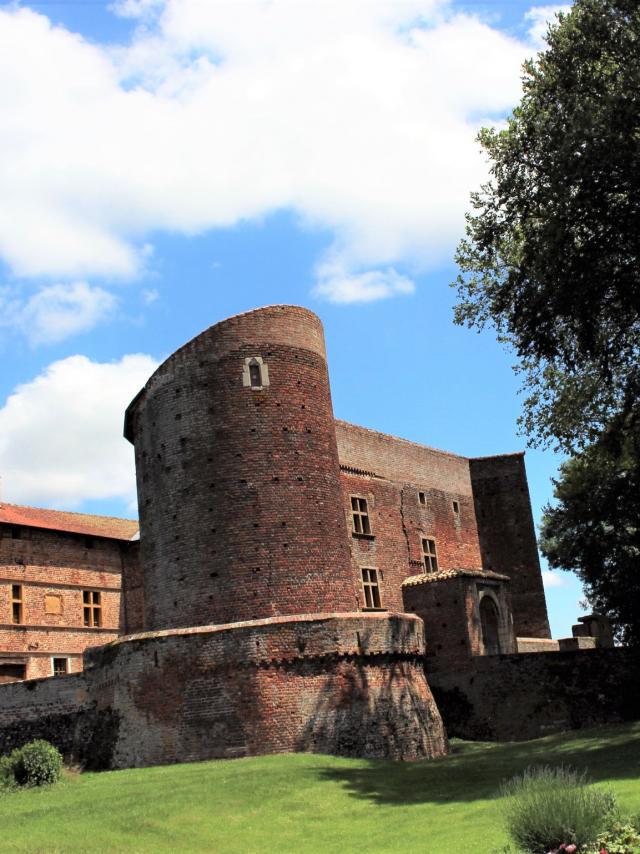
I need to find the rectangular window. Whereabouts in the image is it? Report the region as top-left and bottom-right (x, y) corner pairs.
(83, 590), (102, 627)
(422, 538), (438, 573)
(452, 500), (460, 516)
(11, 584), (23, 625)
(361, 568), (382, 609)
(418, 491), (426, 506)
(351, 496), (371, 535)
(52, 658), (68, 677)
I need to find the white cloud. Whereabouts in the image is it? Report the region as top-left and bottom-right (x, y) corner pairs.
(314, 259), (415, 303)
(0, 1), (540, 296)
(525, 4), (571, 49)
(0, 282), (117, 345)
(0, 354), (158, 508)
(542, 569), (566, 588)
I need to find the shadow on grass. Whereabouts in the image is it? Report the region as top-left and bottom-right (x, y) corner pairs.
(311, 722), (640, 806)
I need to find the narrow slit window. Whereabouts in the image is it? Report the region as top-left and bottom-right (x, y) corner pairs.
(361, 568), (382, 609)
(83, 590), (102, 628)
(452, 500), (460, 516)
(418, 492), (426, 506)
(351, 497), (371, 534)
(52, 658), (68, 677)
(422, 538), (438, 573)
(249, 360), (262, 387)
(11, 584), (23, 624)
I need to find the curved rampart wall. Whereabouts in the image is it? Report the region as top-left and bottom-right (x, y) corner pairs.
(84, 612), (447, 767)
(125, 306), (356, 631)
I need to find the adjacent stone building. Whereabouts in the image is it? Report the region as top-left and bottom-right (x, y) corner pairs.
(0, 505), (137, 681)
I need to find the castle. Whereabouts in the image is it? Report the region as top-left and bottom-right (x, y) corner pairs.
(0, 305), (626, 768)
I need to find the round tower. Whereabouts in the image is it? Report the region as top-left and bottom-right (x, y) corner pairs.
(125, 305), (356, 631)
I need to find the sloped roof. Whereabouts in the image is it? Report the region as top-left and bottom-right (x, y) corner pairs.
(402, 568), (511, 587)
(0, 503), (139, 541)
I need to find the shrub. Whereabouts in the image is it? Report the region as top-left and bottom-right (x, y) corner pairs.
(500, 766), (616, 854)
(2, 740), (63, 788)
(585, 819), (640, 854)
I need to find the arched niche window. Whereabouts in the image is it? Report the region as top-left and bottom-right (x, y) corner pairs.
(242, 356), (270, 389)
(249, 360), (261, 387)
(479, 595), (502, 656)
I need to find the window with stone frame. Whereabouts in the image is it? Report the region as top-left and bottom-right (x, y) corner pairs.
(351, 496), (372, 535)
(242, 356), (270, 389)
(422, 538), (438, 573)
(11, 584), (23, 624)
(52, 657), (68, 677)
(83, 590), (102, 627)
(361, 567), (382, 609)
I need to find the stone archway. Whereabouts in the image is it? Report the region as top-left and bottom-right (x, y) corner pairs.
(480, 596), (501, 655)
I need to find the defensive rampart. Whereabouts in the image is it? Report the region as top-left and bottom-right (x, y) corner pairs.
(430, 647), (640, 741)
(0, 612), (447, 767)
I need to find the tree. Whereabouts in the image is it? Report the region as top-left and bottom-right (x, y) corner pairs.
(453, 0), (640, 639)
(539, 411), (640, 644)
(453, 0), (640, 452)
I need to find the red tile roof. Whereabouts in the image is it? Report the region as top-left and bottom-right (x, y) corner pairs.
(0, 503), (139, 541)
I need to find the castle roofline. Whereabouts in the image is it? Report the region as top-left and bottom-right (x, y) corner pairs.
(336, 420), (526, 464)
(0, 502), (138, 541)
(335, 419), (470, 462)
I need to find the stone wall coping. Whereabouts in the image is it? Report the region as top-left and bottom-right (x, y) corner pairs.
(99, 611), (422, 648)
(402, 568), (511, 587)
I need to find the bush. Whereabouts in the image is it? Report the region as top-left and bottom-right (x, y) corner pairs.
(500, 766), (617, 854)
(585, 819), (640, 854)
(0, 740), (63, 789)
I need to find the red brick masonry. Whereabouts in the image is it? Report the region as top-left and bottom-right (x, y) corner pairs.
(0, 613), (447, 767)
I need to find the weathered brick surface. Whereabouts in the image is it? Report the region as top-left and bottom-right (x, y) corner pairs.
(127, 306), (356, 630)
(470, 454), (551, 639)
(84, 612), (446, 767)
(430, 647), (640, 741)
(340, 470), (483, 616)
(402, 573), (516, 673)
(0, 613), (447, 767)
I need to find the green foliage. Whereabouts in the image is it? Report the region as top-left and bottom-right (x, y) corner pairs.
(0, 723), (638, 853)
(500, 766), (617, 853)
(585, 819), (640, 854)
(540, 414), (640, 644)
(453, 0), (640, 452)
(1, 740), (63, 789)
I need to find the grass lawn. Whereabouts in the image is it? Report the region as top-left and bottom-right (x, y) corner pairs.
(2, 722), (640, 854)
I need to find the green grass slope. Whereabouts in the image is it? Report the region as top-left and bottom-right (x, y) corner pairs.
(2, 723), (640, 854)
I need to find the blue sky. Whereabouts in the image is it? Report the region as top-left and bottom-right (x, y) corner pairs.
(0, 0), (582, 636)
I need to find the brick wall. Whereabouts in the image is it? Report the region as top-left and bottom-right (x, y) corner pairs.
(402, 572), (516, 674)
(0, 524), (125, 679)
(0, 612), (448, 768)
(470, 454), (551, 638)
(430, 647), (640, 741)
(338, 423), (486, 623)
(128, 306), (355, 631)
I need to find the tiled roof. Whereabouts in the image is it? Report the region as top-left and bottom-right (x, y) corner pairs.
(402, 568), (511, 587)
(0, 503), (139, 541)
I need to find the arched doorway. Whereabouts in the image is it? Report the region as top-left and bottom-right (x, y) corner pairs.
(480, 596), (501, 655)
